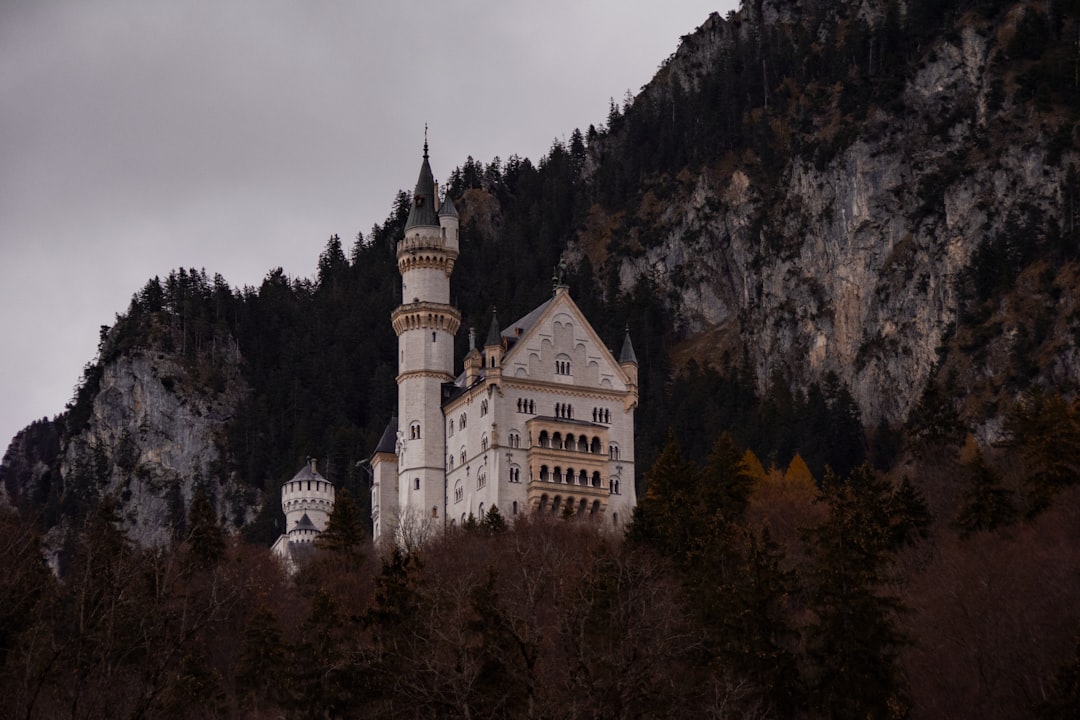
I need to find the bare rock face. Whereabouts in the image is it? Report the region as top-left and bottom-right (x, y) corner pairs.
(59, 348), (251, 546)
(572, 5), (1078, 428)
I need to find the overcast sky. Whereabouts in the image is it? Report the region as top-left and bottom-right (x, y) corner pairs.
(0, 0), (738, 451)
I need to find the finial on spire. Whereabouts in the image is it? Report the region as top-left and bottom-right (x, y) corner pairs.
(423, 124), (429, 159)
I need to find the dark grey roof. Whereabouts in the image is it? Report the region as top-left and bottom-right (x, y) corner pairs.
(485, 308), (501, 347)
(439, 193), (458, 218)
(284, 458), (330, 486)
(294, 513), (317, 531)
(501, 298), (553, 343)
(405, 144), (440, 230)
(374, 417), (398, 454)
(619, 329), (638, 364)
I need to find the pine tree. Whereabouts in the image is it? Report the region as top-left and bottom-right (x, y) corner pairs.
(314, 486), (366, 566)
(185, 483), (225, 569)
(804, 465), (909, 719)
(954, 445), (1017, 536)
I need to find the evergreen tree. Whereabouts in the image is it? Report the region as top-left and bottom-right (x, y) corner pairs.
(314, 486), (366, 566)
(954, 444), (1017, 536)
(804, 465), (909, 719)
(185, 483), (225, 569)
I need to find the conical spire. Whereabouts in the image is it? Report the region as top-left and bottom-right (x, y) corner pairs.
(438, 192), (458, 218)
(405, 133), (439, 229)
(485, 307), (501, 347)
(619, 326), (638, 364)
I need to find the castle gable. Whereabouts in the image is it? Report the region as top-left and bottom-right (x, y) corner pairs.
(502, 289), (628, 391)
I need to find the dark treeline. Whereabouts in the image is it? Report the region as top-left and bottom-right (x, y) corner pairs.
(5, 414), (1080, 719)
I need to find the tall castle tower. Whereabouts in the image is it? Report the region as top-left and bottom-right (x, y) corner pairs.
(390, 139), (461, 528)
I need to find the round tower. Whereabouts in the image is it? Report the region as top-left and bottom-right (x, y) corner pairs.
(280, 457), (335, 544)
(391, 140), (461, 527)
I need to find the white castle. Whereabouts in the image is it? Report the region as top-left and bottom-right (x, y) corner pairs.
(369, 142), (638, 544)
(273, 141), (638, 554)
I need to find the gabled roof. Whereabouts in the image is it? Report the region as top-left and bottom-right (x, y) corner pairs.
(500, 288), (629, 389)
(405, 143), (440, 229)
(500, 298), (553, 347)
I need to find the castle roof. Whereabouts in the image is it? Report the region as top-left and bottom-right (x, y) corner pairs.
(293, 513), (317, 531)
(485, 307), (501, 347)
(283, 458), (330, 486)
(619, 328), (638, 364)
(374, 417), (398, 455)
(439, 192), (458, 218)
(405, 142), (440, 230)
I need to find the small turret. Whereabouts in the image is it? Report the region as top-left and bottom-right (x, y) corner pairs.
(484, 307), (503, 373)
(619, 328), (639, 406)
(280, 456), (335, 544)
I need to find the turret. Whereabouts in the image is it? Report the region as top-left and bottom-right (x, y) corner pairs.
(619, 328), (639, 408)
(483, 307), (503, 376)
(392, 139), (461, 533)
(280, 457), (335, 544)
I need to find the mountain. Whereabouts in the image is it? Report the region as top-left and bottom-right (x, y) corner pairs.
(2, 0), (1079, 543)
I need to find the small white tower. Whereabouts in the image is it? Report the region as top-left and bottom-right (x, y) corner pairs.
(391, 139), (461, 532)
(279, 457), (335, 544)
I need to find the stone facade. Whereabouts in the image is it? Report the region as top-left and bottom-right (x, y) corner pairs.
(371, 147), (638, 544)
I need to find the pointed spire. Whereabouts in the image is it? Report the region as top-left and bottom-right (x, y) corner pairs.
(405, 130), (439, 230)
(439, 192), (458, 218)
(485, 307), (501, 347)
(619, 326), (638, 364)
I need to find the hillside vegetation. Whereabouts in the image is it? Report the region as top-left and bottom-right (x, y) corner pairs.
(3, 0), (1080, 717)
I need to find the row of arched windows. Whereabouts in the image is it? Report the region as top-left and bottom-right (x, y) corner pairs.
(537, 465), (604, 488)
(592, 407), (611, 424)
(537, 430), (604, 454)
(537, 494), (601, 518)
(555, 403), (573, 419)
(555, 359), (572, 375)
(517, 398), (535, 414)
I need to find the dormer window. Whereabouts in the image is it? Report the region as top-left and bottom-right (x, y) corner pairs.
(414, 195), (423, 207)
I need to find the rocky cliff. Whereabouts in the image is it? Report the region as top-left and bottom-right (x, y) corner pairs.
(571, 0), (1079, 434)
(1, 308), (253, 546)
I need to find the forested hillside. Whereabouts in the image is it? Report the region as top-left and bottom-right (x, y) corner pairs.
(3, 0), (1080, 716)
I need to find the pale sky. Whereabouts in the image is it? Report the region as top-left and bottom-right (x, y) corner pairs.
(0, 1), (738, 451)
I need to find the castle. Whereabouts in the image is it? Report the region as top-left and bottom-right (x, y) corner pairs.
(275, 141), (638, 553)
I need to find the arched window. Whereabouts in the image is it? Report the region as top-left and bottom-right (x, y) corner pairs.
(512, 501), (519, 515)
(461, 413), (467, 429)
(591, 437), (601, 454)
(410, 421), (421, 439)
(565, 435), (576, 452)
(529, 400), (535, 413)
(454, 481), (463, 503)
(477, 472), (487, 490)
(577, 499), (587, 517)
(552, 432), (562, 449)
(566, 467), (574, 485)
(481, 435), (489, 453)
(579, 469), (588, 485)
(449, 419), (455, 436)
(612, 478), (621, 495)
(552, 496), (562, 514)
(539, 494), (549, 512)
(432, 506), (438, 518)
(554, 467), (563, 483)
(478, 502), (485, 516)
(540, 465), (550, 482)
(555, 354), (572, 376)
(578, 434), (588, 450)
(448, 455), (454, 470)
(508, 431), (521, 449)
(539, 430), (550, 448)
(414, 477), (421, 491)
(592, 471), (602, 488)
(609, 444), (620, 461)
(481, 399), (488, 416)
(590, 500), (600, 516)
(460, 448), (467, 465)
